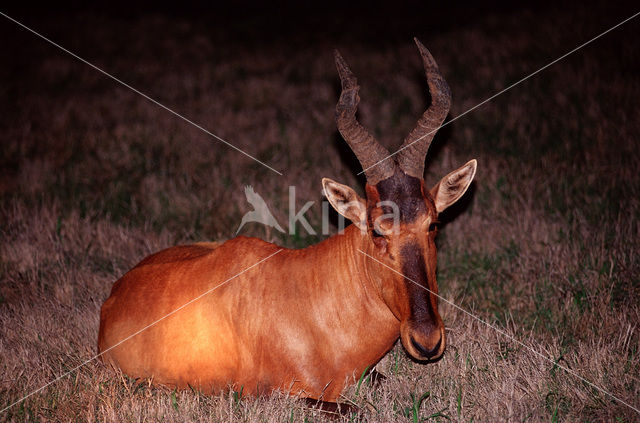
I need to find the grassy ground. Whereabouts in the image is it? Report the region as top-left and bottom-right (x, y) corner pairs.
(1, 3), (639, 421)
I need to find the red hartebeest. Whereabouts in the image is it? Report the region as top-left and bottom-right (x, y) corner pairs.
(98, 39), (477, 403)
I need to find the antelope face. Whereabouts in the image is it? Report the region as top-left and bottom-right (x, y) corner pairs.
(323, 39), (477, 361)
(324, 162), (476, 361)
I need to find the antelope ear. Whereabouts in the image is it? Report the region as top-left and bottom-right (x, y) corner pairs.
(322, 178), (367, 231)
(430, 159), (477, 213)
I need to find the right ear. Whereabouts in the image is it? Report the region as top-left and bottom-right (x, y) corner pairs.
(430, 159), (477, 213)
(322, 178), (367, 231)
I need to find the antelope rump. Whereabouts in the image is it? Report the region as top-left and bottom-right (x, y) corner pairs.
(98, 38), (477, 403)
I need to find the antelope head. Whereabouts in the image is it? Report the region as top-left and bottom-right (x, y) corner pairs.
(323, 39), (477, 361)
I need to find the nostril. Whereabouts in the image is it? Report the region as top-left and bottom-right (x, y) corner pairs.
(410, 335), (442, 359)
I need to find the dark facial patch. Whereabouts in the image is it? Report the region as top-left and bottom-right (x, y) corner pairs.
(372, 169), (428, 223)
(400, 242), (437, 329)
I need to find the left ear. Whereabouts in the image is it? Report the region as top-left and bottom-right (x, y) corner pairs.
(322, 178), (367, 231)
(430, 159), (477, 213)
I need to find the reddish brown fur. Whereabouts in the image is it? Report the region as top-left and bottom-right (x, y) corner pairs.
(99, 225), (405, 401)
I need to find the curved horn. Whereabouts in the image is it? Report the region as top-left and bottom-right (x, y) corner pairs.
(334, 50), (396, 185)
(396, 38), (451, 179)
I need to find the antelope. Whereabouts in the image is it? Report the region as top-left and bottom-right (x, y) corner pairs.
(98, 39), (477, 406)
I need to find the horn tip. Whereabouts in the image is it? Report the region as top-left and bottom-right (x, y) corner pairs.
(413, 37), (428, 52)
(414, 38), (436, 65)
(333, 49), (348, 70)
(334, 49), (357, 89)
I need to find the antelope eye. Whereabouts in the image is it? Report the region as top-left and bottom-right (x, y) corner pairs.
(372, 227), (385, 238)
(428, 222), (439, 232)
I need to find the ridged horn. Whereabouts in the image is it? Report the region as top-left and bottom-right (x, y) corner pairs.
(334, 50), (396, 185)
(396, 38), (451, 179)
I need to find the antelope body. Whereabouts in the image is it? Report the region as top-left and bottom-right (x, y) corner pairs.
(98, 39), (477, 402)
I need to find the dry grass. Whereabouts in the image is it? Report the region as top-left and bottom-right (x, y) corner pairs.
(1, 4), (639, 422)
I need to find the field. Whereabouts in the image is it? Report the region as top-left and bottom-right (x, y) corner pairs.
(1, 3), (639, 421)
